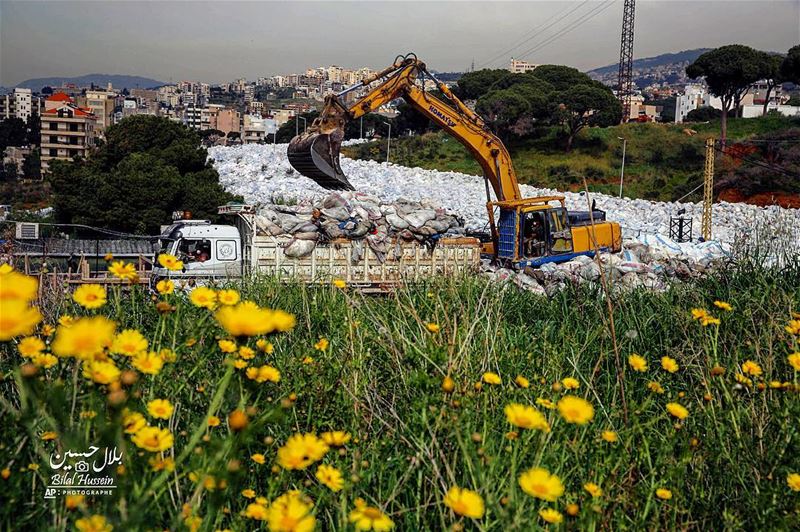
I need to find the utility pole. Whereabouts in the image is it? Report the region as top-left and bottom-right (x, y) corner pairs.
(617, 136), (627, 198)
(360, 116), (363, 139)
(617, 0), (636, 123)
(702, 137), (715, 241)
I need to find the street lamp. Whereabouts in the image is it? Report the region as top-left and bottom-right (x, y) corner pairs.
(617, 136), (627, 198)
(383, 121), (392, 163)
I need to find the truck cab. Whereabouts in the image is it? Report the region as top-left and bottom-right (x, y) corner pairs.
(152, 219), (244, 282)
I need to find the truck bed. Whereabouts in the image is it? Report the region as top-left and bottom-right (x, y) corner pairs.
(250, 236), (481, 285)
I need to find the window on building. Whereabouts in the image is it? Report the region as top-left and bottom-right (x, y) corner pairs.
(49, 148), (57, 157)
(49, 122), (58, 130)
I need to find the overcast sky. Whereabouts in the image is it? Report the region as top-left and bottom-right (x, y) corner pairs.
(1, 0), (798, 85)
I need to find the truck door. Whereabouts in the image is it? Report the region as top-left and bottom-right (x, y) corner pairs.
(178, 238), (217, 276)
(547, 208), (573, 255)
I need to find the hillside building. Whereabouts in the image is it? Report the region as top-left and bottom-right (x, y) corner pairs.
(40, 94), (96, 173)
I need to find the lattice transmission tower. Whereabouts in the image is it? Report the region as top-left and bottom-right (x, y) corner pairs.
(617, 0), (636, 123)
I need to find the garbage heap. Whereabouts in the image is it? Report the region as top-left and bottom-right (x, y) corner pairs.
(253, 191), (465, 261)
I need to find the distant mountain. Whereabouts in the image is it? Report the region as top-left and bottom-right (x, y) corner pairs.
(14, 74), (166, 91)
(587, 48), (711, 88)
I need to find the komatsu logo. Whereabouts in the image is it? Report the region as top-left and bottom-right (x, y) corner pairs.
(428, 105), (456, 128)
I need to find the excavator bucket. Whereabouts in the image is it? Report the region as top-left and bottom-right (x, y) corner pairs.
(287, 130), (354, 190)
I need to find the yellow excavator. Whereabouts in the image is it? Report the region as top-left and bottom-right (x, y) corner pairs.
(287, 53), (622, 268)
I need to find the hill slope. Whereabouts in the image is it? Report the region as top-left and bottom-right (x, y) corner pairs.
(587, 48), (710, 87)
(15, 73), (165, 90)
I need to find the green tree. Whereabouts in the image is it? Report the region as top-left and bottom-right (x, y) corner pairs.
(685, 106), (722, 122)
(476, 89), (532, 139)
(454, 69), (509, 99)
(758, 53), (786, 116)
(22, 148), (41, 179)
(0, 118), (28, 153)
(555, 85), (621, 151)
(26, 112), (41, 146)
(780, 45), (800, 84)
(531, 65), (595, 92)
(275, 111), (320, 143)
(686, 45), (765, 144)
(48, 115), (238, 234)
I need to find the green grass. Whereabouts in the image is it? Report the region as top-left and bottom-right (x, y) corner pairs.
(344, 114), (800, 202)
(2, 259), (800, 530)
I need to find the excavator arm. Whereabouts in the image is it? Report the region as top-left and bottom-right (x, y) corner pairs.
(287, 55), (521, 201)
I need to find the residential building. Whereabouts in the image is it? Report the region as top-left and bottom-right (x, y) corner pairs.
(0, 88), (35, 121)
(249, 101), (264, 115)
(3, 146), (31, 175)
(242, 114), (267, 143)
(270, 108), (296, 127)
(40, 95), (96, 173)
(509, 58), (538, 74)
(215, 108), (241, 136)
(79, 90), (116, 134)
(674, 84), (709, 123)
(184, 106), (203, 129)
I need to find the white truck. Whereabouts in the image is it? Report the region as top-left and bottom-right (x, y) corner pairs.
(150, 204), (482, 288)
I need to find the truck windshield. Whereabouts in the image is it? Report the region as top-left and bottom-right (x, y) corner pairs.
(157, 239), (176, 256)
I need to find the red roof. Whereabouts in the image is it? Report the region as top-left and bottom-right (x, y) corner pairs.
(42, 104), (95, 118)
(48, 92), (73, 102)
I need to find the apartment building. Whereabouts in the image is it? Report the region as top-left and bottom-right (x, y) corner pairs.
(242, 114), (266, 144)
(0, 88), (35, 121)
(40, 95), (96, 173)
(78, 90), (116, 134)
(509, 58), (538, 74)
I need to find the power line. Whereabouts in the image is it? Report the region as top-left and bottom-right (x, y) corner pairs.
(517, 1), (617, 62)
(715, 145), (800, 179)
(478, 1), (591, 69)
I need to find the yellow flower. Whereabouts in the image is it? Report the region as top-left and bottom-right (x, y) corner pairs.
(562, 377), (579, 390)
(251, 453), (266, 465)
(217, 289), (240, 306)
(349, 497), (394, 530)
(1, 468), (9, 479)
(207, 415), (221, 427)
(713, 300), (733, 312)
(443, 486), (484, 519)
(482, 372), (501, 385)
(442, 375), (456, 393)
(0, 263), (12, 274)
(218, 339), (237, 353)
(52, 316), (115, 360)
(18, 336), (45, 357)
(32, 353), (58, 368)
(628, 354), (648, 372)
(246, 365), (281, 383)
(314, 338), (329, 351)
(602, 430), (618, 443)
(156, 279), (174, 295)
(277, 433), (329, 470)
(655, 488), (672, 500)
(244, 502), (269, 520)
(110, 329), (148, 356)
(0, 300), (42, 341)
(536, 398), (556, 410)
(242, 489), (257, 499)
(122, 410), (147, 434)
(648, 381), (665, 394)
(158, 253), (184, 271)
(267, 491), (316, 532)
(735, 373), (753, 386)
(234, 359), (249, 369)
(108, 261), (137, 281)
(189, 286), (217, 309)
(539, 508), (563, 524)
(214, 301), (295, 337)
(75, 514), (113, 532)
(565, 503), (579, 516)
(332, 279), (346, 289)
(584, 482), (603, 497)
(42, 324), (56, 336)
(504, 403), (549, 431)
(149, 456), (175, 472)
(666, 402), (689, 420)
(131, 426), (174, 452)
(691, 308), (709, 320)
(132, 351), (164, 375)
(41, 431), (58, 441)
(515, 375), (530, 388)
(557, 395), (594, 424)
(58, 315), (74, 327)
(787, 473), (800, 491)
(786, 320), (800, 335)
(741, 360), (762, 377)
(65, 494), (85, 509)
(147, 399), (174, 419)
(239, 346), (256, 359)
(302, 356), (314, 365)
(519, 467), (564, 502)
(257, 339), (274, 353)
(661, 356), (679, 373)
(425, 322), (440, 333)
(72, 284), (107, 309)
(316, 464), (344, 492)
(82, 360), (121, 385)
(321, 431), (352, 447)
(788, 353), (800, 371)
(0, 270), (38, 302)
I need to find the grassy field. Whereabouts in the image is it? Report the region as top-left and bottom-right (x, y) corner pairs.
(2, 259), (800, 530)
(344, 114), (800, 202)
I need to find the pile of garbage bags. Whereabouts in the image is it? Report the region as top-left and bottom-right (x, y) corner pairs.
(253, 191), (464, 261)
